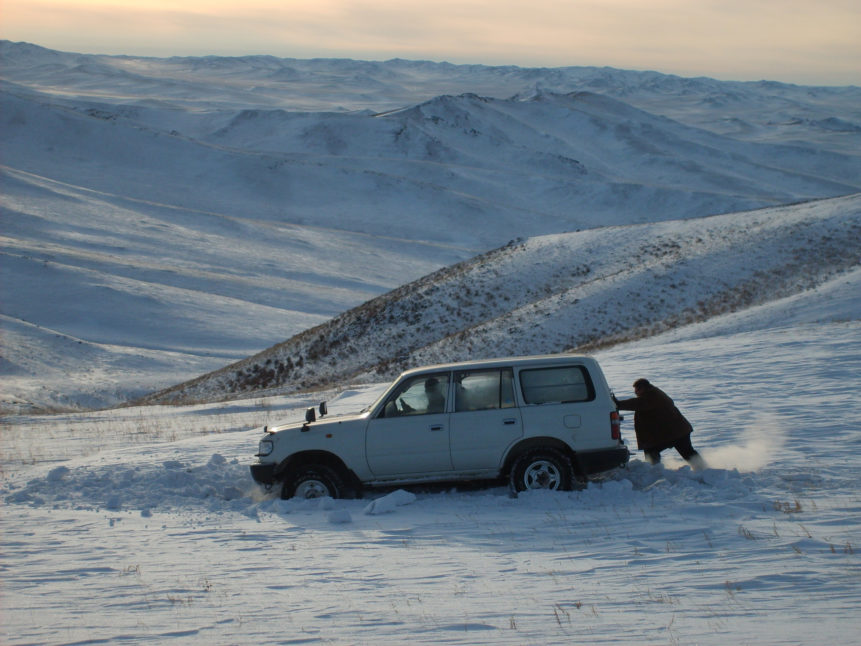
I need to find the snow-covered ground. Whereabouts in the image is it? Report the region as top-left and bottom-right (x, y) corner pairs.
(2, 42), (860, 644)
(2, 277), (859, 645)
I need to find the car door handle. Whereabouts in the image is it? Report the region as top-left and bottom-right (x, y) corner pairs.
(429, 424), (445, 431)
(503, 418), (518, 425)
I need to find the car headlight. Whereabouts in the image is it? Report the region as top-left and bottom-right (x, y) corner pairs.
(257, 439), (274, 457)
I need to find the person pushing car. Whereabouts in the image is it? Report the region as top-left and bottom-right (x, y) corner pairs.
(613, 378), (705, 470)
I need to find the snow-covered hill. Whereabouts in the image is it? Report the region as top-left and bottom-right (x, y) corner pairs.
(141, 195), (861, 405)
(3, 40), (859, 153)
(1, 42), (860, 411)
(2, 272), (860, 645)
(1, 42), (860, 646)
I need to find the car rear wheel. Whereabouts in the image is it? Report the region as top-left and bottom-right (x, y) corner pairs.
(281, 465), (345, 500)
(510, 449), (573, 492)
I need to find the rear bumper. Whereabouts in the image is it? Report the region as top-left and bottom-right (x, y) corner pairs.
(575, 446), (630, 475)
(250, 462), (278, 485)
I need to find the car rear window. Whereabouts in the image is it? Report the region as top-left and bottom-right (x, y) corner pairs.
(519, 365), (594, 404)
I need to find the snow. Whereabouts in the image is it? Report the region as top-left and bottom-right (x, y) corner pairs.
(2, 41), (860, 410)
(137, 194), (859, 406)
(3, 287), (860, 644)
(2, 42), (860, 644)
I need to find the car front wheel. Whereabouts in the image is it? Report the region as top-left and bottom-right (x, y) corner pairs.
(281, 465), (345, 500)
(510, 449), (573, 492)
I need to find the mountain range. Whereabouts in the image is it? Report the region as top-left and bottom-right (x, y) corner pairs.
(1, 41), (859, 411)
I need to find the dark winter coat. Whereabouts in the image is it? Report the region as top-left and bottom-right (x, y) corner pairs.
(615, 384), (693, 450)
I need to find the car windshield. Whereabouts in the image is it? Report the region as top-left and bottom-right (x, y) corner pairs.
(361, 383), (398, 414)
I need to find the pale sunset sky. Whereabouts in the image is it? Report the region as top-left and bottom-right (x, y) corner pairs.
(2, 0), (859, 85)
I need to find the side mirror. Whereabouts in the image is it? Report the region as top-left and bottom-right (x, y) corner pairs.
(319, 402), (328, 417)
(305, 407), (316, 423)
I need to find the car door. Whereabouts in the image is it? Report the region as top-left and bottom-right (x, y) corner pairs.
(449, 368), (522, 471)
(517, 363), (606, 448)
(365, 372), (453, 476)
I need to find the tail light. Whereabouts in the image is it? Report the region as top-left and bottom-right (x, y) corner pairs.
(610, 411), (621, 441)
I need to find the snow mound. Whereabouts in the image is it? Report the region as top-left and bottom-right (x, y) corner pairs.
(364, 489), (418, 515)
(4, 453), (257, 515)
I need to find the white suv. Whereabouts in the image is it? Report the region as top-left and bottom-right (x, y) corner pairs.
(250, 354), (628, 498)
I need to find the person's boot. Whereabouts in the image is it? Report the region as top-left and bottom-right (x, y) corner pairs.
(644, 450), (661, 465)
(687, 452), (707, 472)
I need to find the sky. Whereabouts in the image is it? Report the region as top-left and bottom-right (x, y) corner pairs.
(1, 0), (860, 86)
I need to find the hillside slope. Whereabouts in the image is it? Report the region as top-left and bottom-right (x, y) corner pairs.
(141, 194), (861, 405)
(3, 42), (860, 411)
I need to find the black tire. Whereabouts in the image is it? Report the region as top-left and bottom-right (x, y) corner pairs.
(281, 464), (345, 500)
(510, 448), (574, 493)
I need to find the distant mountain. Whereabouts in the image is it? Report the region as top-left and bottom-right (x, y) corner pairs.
(3, 64), (859, 248)
(139, 195), (861, 406)
(3, 40), (859, 153)
(1, 42), (860, 411)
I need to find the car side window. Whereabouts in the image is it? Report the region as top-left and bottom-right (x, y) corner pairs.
(379, 373), (450, 417)
(519, 366), (594, 404)
(454, 368), (515, 412)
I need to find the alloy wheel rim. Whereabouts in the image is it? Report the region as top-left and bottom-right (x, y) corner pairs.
(524, 460), (561, 489)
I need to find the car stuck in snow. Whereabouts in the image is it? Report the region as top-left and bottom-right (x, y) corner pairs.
(250, 354), (629, 499)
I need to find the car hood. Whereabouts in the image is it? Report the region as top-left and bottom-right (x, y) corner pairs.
(268, 412), (368, 434)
